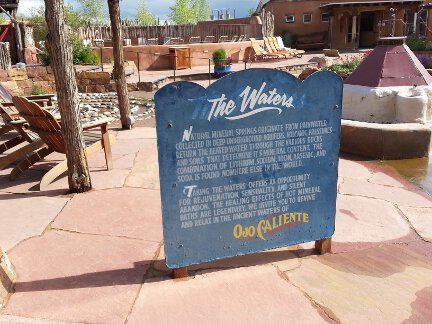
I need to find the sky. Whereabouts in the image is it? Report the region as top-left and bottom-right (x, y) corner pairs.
(17, 0), (257, 20)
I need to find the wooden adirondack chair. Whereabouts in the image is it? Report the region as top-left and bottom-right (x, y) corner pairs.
(12, 96), (115, 190)
(0, 102), (47, 171)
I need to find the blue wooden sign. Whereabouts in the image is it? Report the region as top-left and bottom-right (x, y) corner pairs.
(155, 69), (342, 269)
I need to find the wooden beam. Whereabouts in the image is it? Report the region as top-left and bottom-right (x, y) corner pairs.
(172, 267), (188, 279)
(315, 237), (332, 254)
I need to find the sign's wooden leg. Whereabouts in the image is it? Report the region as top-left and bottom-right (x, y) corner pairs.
(315, 237), (332, 255)
(172, 267), (188, 279)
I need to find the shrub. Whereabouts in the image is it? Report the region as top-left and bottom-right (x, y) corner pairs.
(281, 30), (293, 47)
(406, 36), (427, 51)
(38, 51), (50, 66)
(39, 34), (101, 66)
(322, 56), (364, 74)
(30, 85), (46, 95)
(212, 48), (227, 66)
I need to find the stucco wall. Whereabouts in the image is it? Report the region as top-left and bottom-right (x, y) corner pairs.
(97, 41), (253, 70)
(343, 84), (432, 124)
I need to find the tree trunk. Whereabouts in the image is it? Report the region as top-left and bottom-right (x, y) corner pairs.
(12, 10), (23, 63)
(108, 0), (131, 130)
(44, 0), (92, 193)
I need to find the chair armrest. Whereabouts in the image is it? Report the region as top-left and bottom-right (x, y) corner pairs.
(82, 117), (114, 130)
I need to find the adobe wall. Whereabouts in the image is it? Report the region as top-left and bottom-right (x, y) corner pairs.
(265, 0), (329, 38)
(98, 41), (253, 70)
(264, 0), (420, 49)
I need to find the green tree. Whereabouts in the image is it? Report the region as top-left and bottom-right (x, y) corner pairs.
(170, 0), (210, 24)
(25, 4), (85, 42)
(248, 8), (257, 17)
(191, 0), (210, 22)
(136, 0), (157, 25)
(169, 0), (193, 24)
(77, 0), (107, 24)
(0, 14), (8, 24)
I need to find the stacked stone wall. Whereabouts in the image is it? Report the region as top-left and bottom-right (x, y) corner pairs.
(0, 66), (56, 95)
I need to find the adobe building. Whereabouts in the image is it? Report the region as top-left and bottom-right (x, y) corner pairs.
(257, 0), (428, 49)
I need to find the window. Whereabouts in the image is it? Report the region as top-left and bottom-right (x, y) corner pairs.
(285, 14), (295, 23)
(321, 13), (329, 22)
(303, 13), (312, 23)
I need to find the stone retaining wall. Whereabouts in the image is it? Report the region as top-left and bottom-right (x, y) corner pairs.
(0, 66), (56, 95)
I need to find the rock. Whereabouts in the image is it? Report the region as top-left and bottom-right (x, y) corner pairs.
(308, 56), (333, 68)
(298, 67), (320, 81)
(323, 48), (340, 57)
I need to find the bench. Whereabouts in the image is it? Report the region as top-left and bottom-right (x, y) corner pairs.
(294, 32), (327, 50)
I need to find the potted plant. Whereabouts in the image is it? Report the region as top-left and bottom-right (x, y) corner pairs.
(212, 48), (232, 77)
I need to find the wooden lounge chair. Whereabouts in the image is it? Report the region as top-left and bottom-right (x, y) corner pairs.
(147, 38), (159, 45)
(263, 37), (293, 58)
(203, 36), (215, 43)
(273, 37), (305, 58)
(12, 96), (115, 190)
(218, 36), (229, 43)
(0, 95), (57, 170)
(189, 36), (201, 43)
(249, 38), (282, 61)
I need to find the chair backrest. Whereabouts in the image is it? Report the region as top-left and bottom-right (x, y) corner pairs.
(189, 36), (201, 43)
(0, 102), (20, 122)
(203, 36), (215, 43)
(268, 37), (281, 52)
(137, 37), (147, 45)
(231, 35), (239, 42)
(249, 38), (265, 55)
(274, 36), (287, 49)
(263, 37), (273, 52)
(12, 96), (66, 154)
(218, 36), (229, 43)
(147, 38), (159, 45)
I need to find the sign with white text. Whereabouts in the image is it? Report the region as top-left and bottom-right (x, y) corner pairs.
(155, 69), (343, 268)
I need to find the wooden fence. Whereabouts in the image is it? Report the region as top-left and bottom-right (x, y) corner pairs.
(0, 42), (11, 70)
(78, 24), (195, 44)
(78, 22), (263, 44)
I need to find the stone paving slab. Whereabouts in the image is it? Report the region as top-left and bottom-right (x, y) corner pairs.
(124, 141), (159, 190)
(332, 194), (417, 253)
(52, 187), (162, 242)
(340, 177), (432, 208)
(399, 206), (432, 242)
(286, 240), (432, 324)
(0, 194), (70, 252)
(127, 265), (330, 324)
(0, 315), (80, 324)
(4, 231), (159, 324)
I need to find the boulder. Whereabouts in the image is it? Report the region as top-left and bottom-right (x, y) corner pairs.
(298, 67), (319, 80)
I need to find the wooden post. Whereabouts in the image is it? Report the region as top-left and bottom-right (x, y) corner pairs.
(172, 267), (188, 279)
(351, 14), (357, 50)
(315, 237), (332, 254)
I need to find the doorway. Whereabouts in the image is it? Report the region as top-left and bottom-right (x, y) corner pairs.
(360, 11), (375, 47)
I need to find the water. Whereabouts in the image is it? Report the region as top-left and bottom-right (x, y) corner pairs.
(383, 142), (432, 195)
